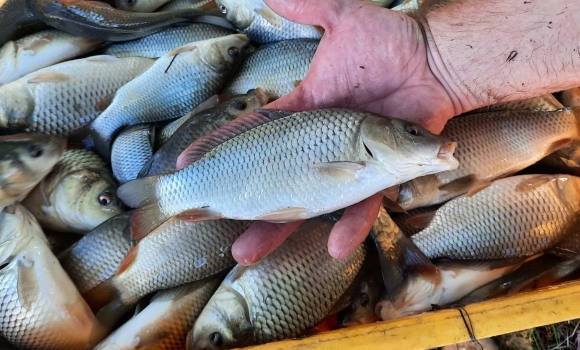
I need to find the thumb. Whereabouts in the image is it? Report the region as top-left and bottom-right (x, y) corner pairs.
(263, 0), (348, 29)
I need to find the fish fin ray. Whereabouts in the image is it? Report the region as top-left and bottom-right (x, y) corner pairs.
(516, 175), (553, 193)
(27, 72), (69, 83)
(116, 245), (139, 276)
(405, 211), (436, 230)
(118, 176), (159, 208)
(176, 110), (292, 169)
(437, 175), (478, 195)
(17, 257), (38, 310)
(381, 185), (400, 202)
(256, 207), (307, 221)
(129, 202), (169, 240)
(466, 182), (491, 197)
(21, 35), (53, 54)
(167, 44), (197, 57)
(311, 161), (366, 180)
(177, 208), (223, 222)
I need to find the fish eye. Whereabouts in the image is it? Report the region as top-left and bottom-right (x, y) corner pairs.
(28, 144), (43, 158)
(219, 5), (227, 14)
(404, 124), (422, 136)
(228, 47), (240, 58)
(360, 293), (370, 307)
(98, 191), (114, 206)
(127, 0), (136, 4)
(232, 101), (247, 110)
(209, 332), (223, 347)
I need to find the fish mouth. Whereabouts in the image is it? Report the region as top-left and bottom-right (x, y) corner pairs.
(253, 88), (269, 105)
(437, 141), (457, 160)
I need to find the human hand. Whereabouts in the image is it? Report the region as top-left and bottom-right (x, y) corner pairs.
(232, 0), (459, 265)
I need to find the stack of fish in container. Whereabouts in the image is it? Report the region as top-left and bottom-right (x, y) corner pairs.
(0, 0), (579, 348)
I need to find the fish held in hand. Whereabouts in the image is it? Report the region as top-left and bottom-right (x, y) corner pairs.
(119, 109), (458, 238)
(90, 34), (250, 159)
(188, 219), (367, 349)
(104, 23), (234, 58)
(215, 0), (322, 44)
(0, 55), (155, 137)
(224, 39), (318, 99)
(410, 175), (580, 261)
(28, 0), (225, 42)
(0, 134), (66, 208)
(94, 277), (221, 350)
(83, 218), (250, 324)
(141, 89), (268, 177)
(0, 204), (103, 349)
(22, 149), (124, 233)
(396, 107), (580, 210)
(0, 30), (102, 86)
(58, 213), (133, 295)
(112, 124), (155, 184)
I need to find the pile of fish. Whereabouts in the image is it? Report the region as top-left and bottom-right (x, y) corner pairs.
(0, 0), (579, 349)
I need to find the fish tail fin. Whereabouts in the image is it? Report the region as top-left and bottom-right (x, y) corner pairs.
(117, 175), (160, 208)
(371, 211), (439, 302)
(129, 202), (170, 240)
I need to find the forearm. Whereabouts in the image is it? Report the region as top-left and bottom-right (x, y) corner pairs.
(423, 0), (580, 113)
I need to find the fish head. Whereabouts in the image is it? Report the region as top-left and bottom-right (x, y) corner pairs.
(339, 277), (381, 327)
(0, 82), (35, 129)
(223, 88), (269, 116)
(216, 0), (255, 29)
(0, 204), (41, 266)
(189, 287), (252, 350)
(360, 116), (459, 178)
(0, 41), (17, 86)
(199, 34), (251, 73)
(52, 169), (124, 233)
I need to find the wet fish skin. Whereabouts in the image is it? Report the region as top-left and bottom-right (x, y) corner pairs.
(469, 94), (563, 114)
(90, 34), (250, 159)
(0, 204), (104, 349)
(95, 277), (221, 350)
(58, 212), (133, 295)
(159, 0), (214, 11)
(112, 124), (155, 184)
(104, 23), (234, 58)
(83, 218), (251, 315)
(0, 30), (103, 86)
(116, 0), (172, 12)
(22, 149), (124, 233)
(28, 0), (224, 42)
(411, 175), (580, 260)
(215, 0), (322, 44)
(0, 0), (36, 47)
(376, 259), (528, 320)
(397, 107), (580, 210)
(225, 39), (317, 100)
(0, 55), (155, 137)
(141, 89), (268, 177)
(188, 219), (367, 348)
(0, 134), (66, 208)
(120, 109), (458, 237)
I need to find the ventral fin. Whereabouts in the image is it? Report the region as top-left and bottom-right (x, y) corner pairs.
(381, 185), (400, 202)
(256, 207), (308, 222)
(405, 211), (436, 230)
(168, 44), (197, 57)
(437, 175), (478, 195)
(176, 109), (294, 169)
(116, 245), (139, 276)
(311, 161), (366, 180)
(17, 257), (39, 310)
(466, 182), (491, 197)
(177, 208), (223, 222)
(516, 175), (553, 193)
(27, 72), (69, 83)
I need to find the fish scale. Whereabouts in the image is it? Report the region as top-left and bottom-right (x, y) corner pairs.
(159, 0), (214, 11)
(243, 13), (322, 44)
(104, 24), (234, 58)
(0, 56), (154, 136)
(412, 175), (580, 260)
(112, 125), (154, 184)
(191, 220), (366, 346)
(225, 39), (318, 99)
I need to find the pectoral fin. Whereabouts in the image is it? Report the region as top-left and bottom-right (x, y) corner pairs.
(17, 256), (38, 310)
(311, 161), (366, 180)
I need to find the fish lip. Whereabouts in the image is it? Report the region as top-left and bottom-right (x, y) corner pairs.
(253, 87), (269, 105)
(437, 141), (457, 160)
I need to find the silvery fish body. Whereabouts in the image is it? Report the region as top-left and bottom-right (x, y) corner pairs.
(411, 175), (580, 260)
(84, 218), (251, 312)
(90, 34), (250, 158)
(95, 278), (221, 350)
(469, 94), (563, 114)
(104, 24), (234, 58)
(0, 56), (155, 137)
(0, 30), (102, 86)
(112, 125), (155, 184)
(22, 149), (124, 233)
(0, 134), (66, 208)
(141, 89), (268, 176)
(58, 213), (133, 295)
(225, 39), (317, 99)
(397, 108), (580, 210)
(160, 0), (214, 11)
(215, 0), (322, 44)
(189, 220), (367, 348)
(119, 109), (458, 237)
(0, 205), (103, 349)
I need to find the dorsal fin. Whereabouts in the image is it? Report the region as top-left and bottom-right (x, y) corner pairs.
(176, 109), (295, 170)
